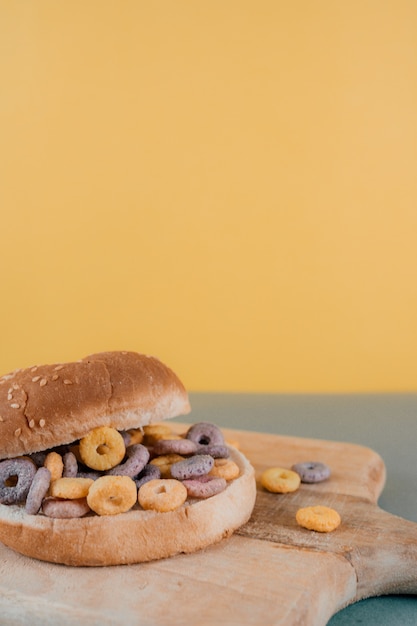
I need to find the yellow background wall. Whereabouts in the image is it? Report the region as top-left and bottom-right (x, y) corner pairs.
(1, 1), (416, 392)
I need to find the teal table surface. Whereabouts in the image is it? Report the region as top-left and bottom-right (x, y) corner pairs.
(174, 392), (417, 625)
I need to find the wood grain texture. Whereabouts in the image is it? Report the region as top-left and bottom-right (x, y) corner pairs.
(0, 426), (416, 626)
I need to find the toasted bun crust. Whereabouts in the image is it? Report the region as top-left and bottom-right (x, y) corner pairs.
(0, 351), (191, 460)
(0, 447), (256, 566)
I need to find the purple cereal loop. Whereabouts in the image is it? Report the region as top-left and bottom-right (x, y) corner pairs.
(63, 451), (78, 478)
(291, 461), (331, 484)
(134, 464), (161, 489)
(42, 497), (91, 518)
(119, 430), (132, 447)
(0, 458), (37, 505)
(25, 467), (51, 515)
(195, 444), (230, 459)
(152, 438), (198, 456)
(183, 476), (227, 499)
(107, 444), (150, 478)
(170, 454), (214, 480)
(185, 422), (225, 447)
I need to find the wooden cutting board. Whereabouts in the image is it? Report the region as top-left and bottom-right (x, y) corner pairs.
(1, 425), (417, 626)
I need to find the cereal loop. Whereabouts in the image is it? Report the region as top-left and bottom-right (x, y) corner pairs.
(209, 458), (240, 481)
(42, 497), (91, 519)
(126, 428), (144, 445)
(143, 423), (173, 445)
(25, 467), (51, 514)
(135, 464), (161, 489)
(79, 426), (126, 471)
(107, 444), (150, 478)
(291, 461), (331, 484)
(50, 477), (94, 499)
(170, 454), (214, 480)
(149, 454), (184, 478)
(44, 451), (64, 482)
(186, 422), (225, 447)
(183, 476), (227, 499)
(260, 467), (301, 493)
(138, 478), (187, 513)
(63, 451), (78, 478)
(87, 475), (137, 516)
(153, 438), (198, 457)
(296, 505), (341, 532)
(0, 458), (37, 504)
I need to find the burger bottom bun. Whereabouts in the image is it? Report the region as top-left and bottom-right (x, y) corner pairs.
(0, 448), (256, 566)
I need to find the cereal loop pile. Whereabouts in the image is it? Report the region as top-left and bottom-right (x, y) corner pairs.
(0, 421), (240, 519)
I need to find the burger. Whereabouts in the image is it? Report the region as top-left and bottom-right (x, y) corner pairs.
(0, 351), (256, 566)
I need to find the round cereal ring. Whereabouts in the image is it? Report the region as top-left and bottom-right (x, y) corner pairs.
(143, 423), (174, 445)
(107, 444), (150, 478)
(44, 451), (64, 482)
(196, 444), (230, 459)
(50, 477), (94, 499)
(87, 475), (137, 516)
(119, 430), (132, 447)
(126, 428), (144, 446)
(296, 505), (341, 532)
(149, 454), (184, 478)
(170, 454), (214, 480)
(0, 458), (37, 505)
(185, 422), (225, 447)
(183, 475), (227, 499)
(25, 467), (51, 515)
(138, 478), (187, 513)
(135, 463), (161, 489)
(153, 438), (198, 457)
(79, 426), (126, 471)
(260, 467), (301, 493)
(209, 458), (240, 481)
(42, 496), (91, 519)
(63, 451), (79, 478)
(291, 461), (331, 484)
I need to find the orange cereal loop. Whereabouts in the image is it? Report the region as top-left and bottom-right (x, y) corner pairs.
(49, 477), (94, 500)
(79, 426), (126, 471)
(126, 428), (144, 445)
(138, 478), (187, 513)
(261, 467), (301, 493)
(149, 454), (184, 478)
(44, 451), (64, 482)
(209, 458), (240, 481)
(296, 505), (341, 533)
(143, 423), (174, 445)
(87, 475), (137, 516)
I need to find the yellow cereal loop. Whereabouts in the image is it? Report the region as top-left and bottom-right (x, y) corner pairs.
(209, 458), (240, 481)
(143, 423), (174, 445)
(87, 475), (137, 516)
(79, 426), (126, 471)
(138, 478), (187, 512)
(149, 454), (184, 478)
(44, 451), (64, 482)
(50, 477), (94, 499)
(296, 505), (341, 532)
(126, 428), (144, 445)
(261, 467), (301, 493)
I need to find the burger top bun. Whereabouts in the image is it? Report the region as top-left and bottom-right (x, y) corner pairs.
(0, 351), (191, 460)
